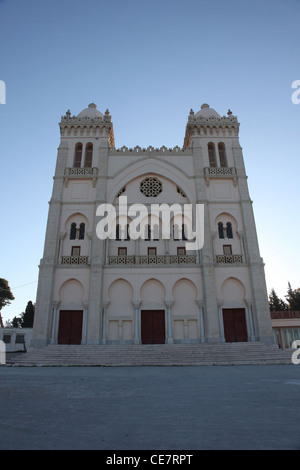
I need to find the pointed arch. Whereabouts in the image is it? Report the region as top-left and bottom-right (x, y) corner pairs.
(84, 142), (93, 167)
(208, 142), (217, 167)
(74, 142), (83, 167)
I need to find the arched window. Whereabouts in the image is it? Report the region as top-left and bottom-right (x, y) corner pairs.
(208, 143), (217, 167)
(84, 143), (93, 168)
(218, 143), (227, 167)
(116, 224), (121, 241)
(116, 224), (130, 241)
(74, 143), (83, 168)
(152, 224), (159, 241)
(145, 225), (151, 241)
(218, 222), (224, 239)
(79, 223), (85, 240)
(173, 224), (180, 241)
(70, 223), (77, 240)
(182, 224), (188, 241)
(226, 222), (233, 239)
(126, 224), (130, 241)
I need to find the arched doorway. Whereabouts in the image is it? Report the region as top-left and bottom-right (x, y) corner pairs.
(58, 279), (84, 344)
(221, 278), (248, 342)
(140, 279), (166, 344)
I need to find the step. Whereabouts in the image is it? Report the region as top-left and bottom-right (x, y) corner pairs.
(5, 343), (293, 367)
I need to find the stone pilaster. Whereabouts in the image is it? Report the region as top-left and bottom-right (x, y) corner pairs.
(31, 142), (68, 347)
(86, 140), (110, 344)
(192, 138), (220, 343)
(164, 300), (174, 344)
(232, 141), (273, 344)
(132, 300), (141, 344)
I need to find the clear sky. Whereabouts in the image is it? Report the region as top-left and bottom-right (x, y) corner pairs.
(0, 0), (299, 323)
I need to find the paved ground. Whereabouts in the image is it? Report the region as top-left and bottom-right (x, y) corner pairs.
(0, 364), (300, 450)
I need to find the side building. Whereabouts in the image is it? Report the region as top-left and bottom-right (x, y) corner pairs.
(31, 103), (273, 347)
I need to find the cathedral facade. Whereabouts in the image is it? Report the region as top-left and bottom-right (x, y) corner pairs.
(31, 103), (273, 347)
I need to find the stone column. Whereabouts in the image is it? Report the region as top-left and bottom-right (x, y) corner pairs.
(81, 301), (89, 344)
(101, 301), (109, 344)
(50, 301), (60, 345)
(217, 300), (225, 343)
(164, 300), (174, 344)
(245, 299), (256, 342)
(196, 300), (205, 343)
(132, 300), (141, 344)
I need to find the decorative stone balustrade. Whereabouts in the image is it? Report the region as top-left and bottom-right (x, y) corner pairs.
(108, 255), (197, 266)
(215, 255), (243, 264)
(61, 256), (89, 265)
(64, 167), (98, 187)
(204, 167), (238, 186)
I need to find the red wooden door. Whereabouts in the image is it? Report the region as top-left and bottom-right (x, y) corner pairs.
(141, 310), (165, 344)
(58, 310), (83, 345)
(222, 308), (248, 342)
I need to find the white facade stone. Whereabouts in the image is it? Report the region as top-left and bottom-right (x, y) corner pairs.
(31, 103), (273, 347)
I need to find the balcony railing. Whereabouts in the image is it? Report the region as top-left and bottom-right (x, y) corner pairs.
(61, 256), (89, 265)
(108, 255), (197, 265)
(215, 255), (243, 264)
(204, 167), (238, 187)
(60, 254), (243, 266)
(64, 167), (98, 187)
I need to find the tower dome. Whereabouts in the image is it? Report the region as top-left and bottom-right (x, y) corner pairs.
(77, 103), (104, 118)
(194, 103), (221, 119)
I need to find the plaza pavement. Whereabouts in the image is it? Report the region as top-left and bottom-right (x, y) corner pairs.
(0, 364), (299, 450)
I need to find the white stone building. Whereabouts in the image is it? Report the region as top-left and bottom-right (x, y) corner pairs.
(31, 103), (273, 347)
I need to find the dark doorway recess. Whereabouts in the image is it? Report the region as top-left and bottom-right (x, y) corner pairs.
(58, 310), (83, 345)
(222, 308), (248, 342)
(141, 310), (165, 344)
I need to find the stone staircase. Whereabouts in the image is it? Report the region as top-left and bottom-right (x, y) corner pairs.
(5, 342), (293, 367)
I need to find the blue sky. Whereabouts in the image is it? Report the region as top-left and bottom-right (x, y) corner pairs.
(1, 0), (299, 322)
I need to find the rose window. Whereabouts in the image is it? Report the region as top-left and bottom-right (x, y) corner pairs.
(140, 177), (162, 197)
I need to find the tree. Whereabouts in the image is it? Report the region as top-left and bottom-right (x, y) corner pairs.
(0, 278), (15, 310)
(269, 288), (288, 311)
(286, 282), (300, 310)
(11, 316), (22, 328)
(20, 301), (35, 327)
(0, 278), (15, 326)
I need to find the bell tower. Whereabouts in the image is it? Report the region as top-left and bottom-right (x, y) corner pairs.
(184, 103), (272, 344)
(31, 104), (114, 347)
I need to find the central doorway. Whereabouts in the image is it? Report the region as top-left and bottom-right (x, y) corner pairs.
(222, 308), (248, 342)
(58, 310), (83, 345)
(141, 310), (165, 344)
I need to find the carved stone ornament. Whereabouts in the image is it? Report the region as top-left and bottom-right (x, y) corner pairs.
(140, 177), (162, 197)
